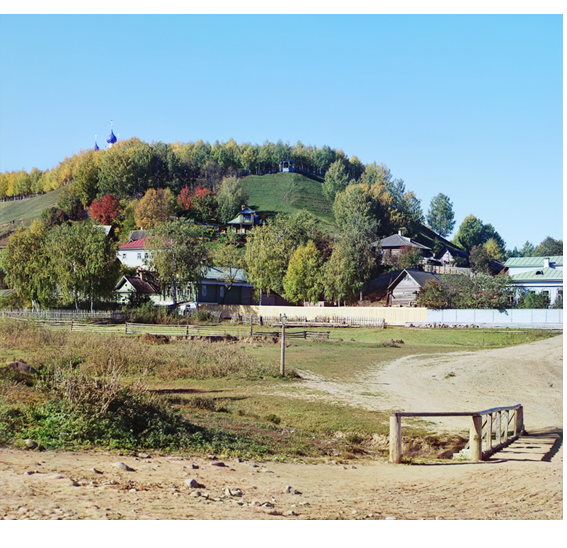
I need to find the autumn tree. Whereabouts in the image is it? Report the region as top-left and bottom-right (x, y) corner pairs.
(322, 160), (350, 202)
(426, 193), (455, 237)
(469, 245), (492, 274)
(89, 194), (122, 225)
(0, 220), (54, 308)
(397, 245), (424, 269)
(416, 280), (447, 309)
(135, 188), (175, 229)
(283, 241), (324, 304)
(145, 220), (209, 306)
(47, 221), (121, 310)
(216, 177), (248, 223)
(74, 149), (101, 206)
(534, 237), (563, 257)
(453, 215), (505, 254)
(56, 183), (84, 220)
(211, 232), (245, 298)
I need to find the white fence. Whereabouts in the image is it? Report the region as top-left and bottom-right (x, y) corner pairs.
(425, 309), (563, 327)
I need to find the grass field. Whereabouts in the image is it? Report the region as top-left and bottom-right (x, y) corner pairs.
(0, 319), (559, 460)
(241, 172), (335, 230)
(0, 187), (63, 231)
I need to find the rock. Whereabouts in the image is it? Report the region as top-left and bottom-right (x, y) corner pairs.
(90, 468), (102, 474)
(140, 465), (155, 471)
(262, 509), (281, 516)
(210, 461), (226, 467)
(7, 361), (38, 375)
(112, 462), (135, 472)
(225, 487), (243, 497)
(185, 478), (205, 489)
(284, 485), (302, 495)
(24, 439), (38, 450)
(189, 490), (201, 497)
(190, 464), (199, 469)
(137, 453), (150, 459)
(284, 510), (297, 516)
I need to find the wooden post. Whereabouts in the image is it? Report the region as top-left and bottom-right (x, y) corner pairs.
(125, 322), (128, 334)
(71, 320), (73, 332)
(280, 323), (286, 376)
(503, 410), (509, 442)
(470, 415), (483, 461)
(186, 324), (189, 336)
(250, 315), (253, 337)
(487, 413), (493, 449)
(495, 411), (502, 445)
(515, 406), (523, 437)
(389, 414), (402, 463)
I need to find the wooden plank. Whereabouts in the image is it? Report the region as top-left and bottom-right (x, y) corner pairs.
(470, 415), (483, 461)
(389, 415), (402, 464)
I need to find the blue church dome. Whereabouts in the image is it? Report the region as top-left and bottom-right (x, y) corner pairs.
(94, 136), (100, 151)
(106, 129), (117, 144)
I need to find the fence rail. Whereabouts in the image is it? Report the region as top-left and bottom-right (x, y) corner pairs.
(389, 404), (524, 463)
(0, 309), (124, 321)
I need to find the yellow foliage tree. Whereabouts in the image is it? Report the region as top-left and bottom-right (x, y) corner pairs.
(134, 188), (175, 229)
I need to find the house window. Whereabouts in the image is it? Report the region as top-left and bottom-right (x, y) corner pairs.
(202, 285), (207, 297)
(122, 253), (126, 260)
(137, 253), (142, 260)
(220, 286), (225, 298)
(144, 253), (148, 259)
(558, 290), (563, 297)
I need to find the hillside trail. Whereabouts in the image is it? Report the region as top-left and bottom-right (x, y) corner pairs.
(0, 335), (562, 520)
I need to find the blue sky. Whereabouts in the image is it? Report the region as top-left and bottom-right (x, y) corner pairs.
(0, 14), (562, 249)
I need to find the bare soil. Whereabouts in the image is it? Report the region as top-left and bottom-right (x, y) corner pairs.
(0, 335), (562, 520)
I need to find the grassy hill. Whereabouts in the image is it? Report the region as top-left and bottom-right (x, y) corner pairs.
(0, 187), (64, 231)
(241, 172), (336, 230)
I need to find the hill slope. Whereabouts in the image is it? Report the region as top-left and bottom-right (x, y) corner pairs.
(0, 187), (64, 229)
(241, 172), (335, 229)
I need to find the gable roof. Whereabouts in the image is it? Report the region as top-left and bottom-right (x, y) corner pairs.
(508, 268), (563, 281)
(436, 246), (469, 260)
(202, 266), (250, 285)
(116, 276), (160, 294)
(379, 233), (431, 250)
(505, 256), (563, 268)
(127, 230), (148, 242)
(119, 237), (151, 250)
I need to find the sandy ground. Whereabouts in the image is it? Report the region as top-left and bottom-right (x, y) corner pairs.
(0, 335), (563, 520)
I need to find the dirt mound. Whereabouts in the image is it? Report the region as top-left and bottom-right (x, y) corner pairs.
(140, 333), (169, 345)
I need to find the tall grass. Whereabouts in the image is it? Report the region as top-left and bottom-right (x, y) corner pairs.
(0, 318), (278, 380)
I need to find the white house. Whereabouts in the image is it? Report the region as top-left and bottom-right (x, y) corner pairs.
(505, 256), (563, 305)
(117, 237), (152, 268)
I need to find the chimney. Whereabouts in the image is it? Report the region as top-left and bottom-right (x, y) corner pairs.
(398, 230), (402, 236)
(543, 257), (550, 268)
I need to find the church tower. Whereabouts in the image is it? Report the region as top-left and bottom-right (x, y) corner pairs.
(106, 120), (118, 149)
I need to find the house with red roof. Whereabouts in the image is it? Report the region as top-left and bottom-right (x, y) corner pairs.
(117, 237), (152, 268)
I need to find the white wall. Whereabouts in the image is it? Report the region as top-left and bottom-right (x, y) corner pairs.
(117, 249), (151, 268)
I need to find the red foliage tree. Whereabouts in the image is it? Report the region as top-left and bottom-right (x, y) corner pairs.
(88, 194), (122, 225)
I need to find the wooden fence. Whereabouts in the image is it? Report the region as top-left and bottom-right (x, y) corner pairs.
(0, 309), (124, 322)
(389, 404), (524, 463)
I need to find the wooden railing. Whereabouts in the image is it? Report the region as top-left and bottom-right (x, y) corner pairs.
(389, 404), (524, 463)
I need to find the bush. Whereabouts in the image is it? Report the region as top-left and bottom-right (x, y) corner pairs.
(518, 291), (550, 309)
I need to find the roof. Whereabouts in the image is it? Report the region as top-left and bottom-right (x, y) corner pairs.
(436, 246), (469, 260)
(363, 269), (403, 299)
(509, 268), (563, 282)
(227, 207), (259, 225)
(119, 237), (150, 250)
(128, 230), (148, 242)
(505, 256), (563, 268)
(116, 276), (160, 294)
(94, 225), (113, 237)
(203, 266), (250, 284)
(391, 269), (443, 289)
(378, 233), (431, 250)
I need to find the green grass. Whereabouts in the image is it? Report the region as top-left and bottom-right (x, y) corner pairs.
(0, 187), (63, 231)
(0, 320), (558, 460)
(241, 172), (336, 230)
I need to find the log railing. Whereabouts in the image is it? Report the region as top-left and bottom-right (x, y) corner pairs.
(389, 404), (524, 463)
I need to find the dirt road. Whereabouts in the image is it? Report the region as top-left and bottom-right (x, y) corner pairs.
(0, 335), (562, 520)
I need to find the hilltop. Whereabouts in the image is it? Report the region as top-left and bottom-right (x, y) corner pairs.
(0, 173), (464, 254)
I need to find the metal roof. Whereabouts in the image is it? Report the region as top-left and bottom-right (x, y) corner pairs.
(203, 267), (250, 284)
(119, 237), (150, 250)
(508, 268), (563, 281)
(379, 233), (431, 250)
(505, 256), (563, 268)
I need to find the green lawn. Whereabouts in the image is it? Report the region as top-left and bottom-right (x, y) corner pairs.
(0, 187), (63, 230)
(241, 172), (336, 230)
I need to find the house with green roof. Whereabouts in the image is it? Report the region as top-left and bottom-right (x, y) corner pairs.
(505, 256), (563, 306)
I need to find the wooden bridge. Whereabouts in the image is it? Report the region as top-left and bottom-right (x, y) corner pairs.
(389, 404), (524, 463)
